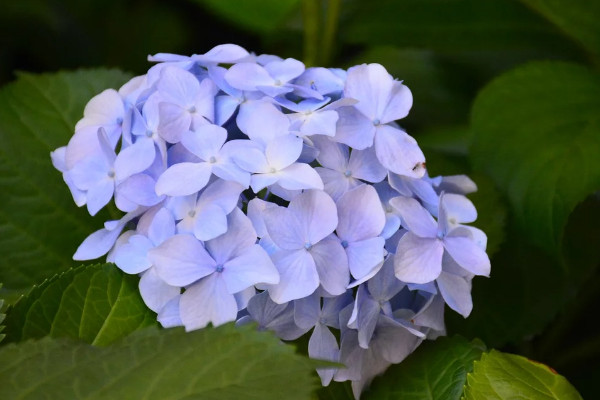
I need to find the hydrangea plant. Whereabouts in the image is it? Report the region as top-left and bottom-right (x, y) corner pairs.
(51, 43), (490, 397)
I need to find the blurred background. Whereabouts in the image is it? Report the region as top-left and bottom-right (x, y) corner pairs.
(2, 0), (599, 398)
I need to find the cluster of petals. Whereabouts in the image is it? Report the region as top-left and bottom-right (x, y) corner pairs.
(52, 44), (490, 398)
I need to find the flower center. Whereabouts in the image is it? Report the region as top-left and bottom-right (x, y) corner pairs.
(269, 167), (277, 173)
(209, 156), (217, 164)
(215, 264), (224, 273)
(146, 129), (154, 138)
(344, 170), (352, 177)
(304, 242), (312, 250)
(188, 210), (196, 218)
(341, 240), (349, 249)
(372, 118), (380, 126)
(107, 170), (115, 178)
(188, 106), (197, 114)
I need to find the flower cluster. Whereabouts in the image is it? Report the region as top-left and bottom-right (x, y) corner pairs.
(51, 44), (490, 397)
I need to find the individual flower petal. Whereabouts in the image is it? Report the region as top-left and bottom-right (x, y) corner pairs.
(155, 162), (212, 196)
(180, 274), (238, 330)
(374, 125), (425, 178)
(336, 185), (386, 242)
(139, 267), (180, 313)
(149, 234), (216, 286)
(310, 324), (340, 386)
(267, 249), (320, 303)
(394, 232), (444, 284)
(222, 244), (279, 294)
(436, 271), (473, 318)
(389, 196), (438, 238)
(443, 234), (491, 277)
(310, 238), (350, 296)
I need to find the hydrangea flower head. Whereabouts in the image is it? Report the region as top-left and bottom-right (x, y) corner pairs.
(52, 43), (491, 398)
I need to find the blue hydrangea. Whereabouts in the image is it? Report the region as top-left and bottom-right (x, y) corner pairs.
(52, 43), (491, 398)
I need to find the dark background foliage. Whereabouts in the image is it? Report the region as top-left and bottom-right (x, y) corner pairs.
(1, 0), (598, 398)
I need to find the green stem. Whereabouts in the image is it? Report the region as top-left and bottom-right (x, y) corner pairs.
(302, 0), (320, 67)
(321, 0), (341, 66)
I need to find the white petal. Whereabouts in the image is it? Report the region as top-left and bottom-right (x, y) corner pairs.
(265, 134), (303, 169)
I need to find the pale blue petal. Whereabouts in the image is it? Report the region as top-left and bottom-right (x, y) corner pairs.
(345, 237), (385, 282)
(336, 184), (386, 242)
(181, 124), (227, 161)
(236, 100), (290, 146)
(443, 235), (491, 276)
(394, 232), (443, 284)
(348, 146), (387, 183)
(117, 174), (163, 207)
(374, 125), (425, 178)
(86, 179), (114, 216)
(309, 324), (340, 386)
(264, 58), (305, 83)
(267, 249), (320, 303)
(205, 208), (257, 263)
(113, 234), (153, 274)
(333, 106), (375, 150)
(344, 63), (394, 121)
(389, 196), (438, 238)
(148, 207), (176, 246)
(265, 134), (303, 170)
(294, 292), (320, 329)
(157, 296), (183, 328)
(313, 135), (349, 171)
(222, 245), (279, 294)
(311, 238), (350, 296)
(288, 189), (338, 245)
(437, 271), (473, 318)
(379, 82), (413, 124)
(139, 267), (180, 313)
(155, 162), (212, 196)
(114, 137), (155, 180)
(157, 102), (189, 143)
(277, 163), (324, 191)
(225, 62), (274, 91)
(367, 256), (405, 301)
(148, 234), (216, 287)
(180, 274), (238, 330)
(73, 225), (123, 260)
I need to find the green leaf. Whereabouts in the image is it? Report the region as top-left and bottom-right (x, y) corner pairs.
(191, 0), (300, 34)
(0, 283), (5, 344)
(470, 61), (600, 255)
(0, 324), (319, 400)
(0, 69), (132, 290)
(364, 336), (486, 399)
(463, 350), (583, 400)
(520, 0), (600, 55)
(341, 0), (579, 53)
(3, 264), (155, 346)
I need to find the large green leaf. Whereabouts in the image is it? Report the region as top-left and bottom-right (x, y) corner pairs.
(463, 350), (582, 400)
(520, 0), (600, 55)
(470, 61), (600, 255)
(3, 263), (155, 346)
(0, 69), (131, 290)
(341, 0), (578, 53)
(0, 324), (319, 400)
(192, 0), (300, 34)
(363, 336), (485, 399)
